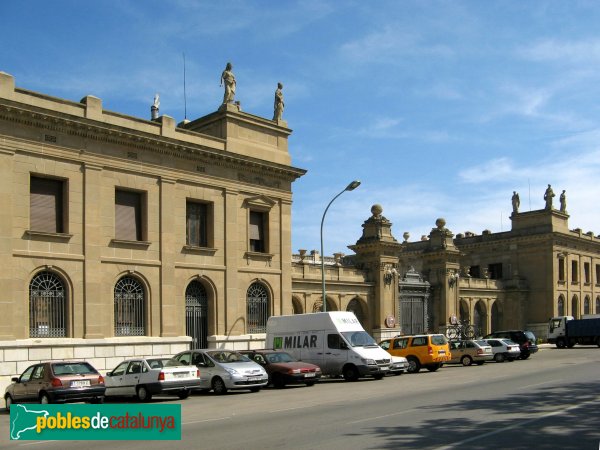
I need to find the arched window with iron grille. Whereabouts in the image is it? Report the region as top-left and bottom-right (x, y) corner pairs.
(247, 283), (269, 333)
(114, 276), (145, 336)
(29, 271), (66, 338)
(186, 280), (208, 348)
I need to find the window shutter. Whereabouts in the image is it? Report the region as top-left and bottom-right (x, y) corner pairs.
(115, 190), (141, 241)
(30, 177), (63, 233)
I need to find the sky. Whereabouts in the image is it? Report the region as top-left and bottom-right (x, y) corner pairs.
(3, 1), (600, 256)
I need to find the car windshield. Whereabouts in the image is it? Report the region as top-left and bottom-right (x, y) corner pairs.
(341, 331), (378, 347)
(501, 339), (516, 345)
(265, 352), (295, 363)
(52, 362), (97, 375)
(474, 340), (489, 346)
(147, 358), (179, 369)
(430, 335), (448, 345)
(206, 351), (251, 363)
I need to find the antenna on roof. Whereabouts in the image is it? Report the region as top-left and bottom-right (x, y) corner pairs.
(183, 52), (188, 121)
(528, 178), (531, 211)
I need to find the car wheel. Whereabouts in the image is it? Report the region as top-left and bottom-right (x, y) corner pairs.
(426, 364), (441, 372)
(494, 353), (505, 363)
(177, 391), (190, 400)
(406, 357), (421, 373)
(476, 361), (485, 366)
(373, 374), (385, 380)
(5, 395), (13, 412)
(136, 386), (152, 402)
(39, 393), (51, 405)
(272, 373), (285, 389)
(520, 354), (530, 360)
(461, 356), (473, 367)
(212, 377), (227, 395)
(342, 365), (359, 382)
(306, 381), (315, 387)
(556, 338), (566, 349)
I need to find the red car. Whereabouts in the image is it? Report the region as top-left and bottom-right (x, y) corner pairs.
(5, 361), (105, 410)
(241, 350), (322, 388)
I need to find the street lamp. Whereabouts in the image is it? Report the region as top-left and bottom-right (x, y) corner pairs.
(320, 180), (361, 312)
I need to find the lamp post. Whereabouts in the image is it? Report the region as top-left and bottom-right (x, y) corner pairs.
(320, 180), (361, 312)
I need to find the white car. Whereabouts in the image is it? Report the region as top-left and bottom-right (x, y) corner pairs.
(173, 349), (268, 394)
(388, 355), (409, 375)
(104, 358), (202, 401)
(485, 338), (521, 362)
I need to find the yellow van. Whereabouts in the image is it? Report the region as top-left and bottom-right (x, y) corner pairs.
(379, 334), (451, 373)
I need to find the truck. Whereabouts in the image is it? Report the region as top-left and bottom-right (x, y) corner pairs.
(265, 311), (391, 381)
(547, 315), (600, 348)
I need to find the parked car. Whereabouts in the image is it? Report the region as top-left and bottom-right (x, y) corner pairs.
(447, 340), (493, 366)
(379, 334), (451, 373)
(388, 355), (409, 375)
(483, 330), (538, 359)
(485, 338), (521, 362)
(104, 358), (202, 402)
(4, 361), (105, 411)
(173, 349), (268, 394)
(240, 350), (322, 388)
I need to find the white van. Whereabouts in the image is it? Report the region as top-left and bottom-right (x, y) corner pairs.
(265, 312), (391, 381)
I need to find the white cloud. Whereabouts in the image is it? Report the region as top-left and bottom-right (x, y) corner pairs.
(518, 38), (600, 64)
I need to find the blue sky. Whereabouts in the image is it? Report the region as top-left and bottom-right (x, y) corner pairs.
(3, 1), (600, 255)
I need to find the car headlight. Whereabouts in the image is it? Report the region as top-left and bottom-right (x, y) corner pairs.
(224, 367), (239, 375)
(363, 359), (376, 365)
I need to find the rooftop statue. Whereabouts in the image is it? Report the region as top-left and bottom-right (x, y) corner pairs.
(544, 184), (555, 210)
(273, 82), (284, 121)
(560, 190), (567, 213)
(220, 62), (236, 104)
(511, 191), (520, 214)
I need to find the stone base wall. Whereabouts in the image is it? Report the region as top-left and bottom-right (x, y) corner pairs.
(0, 336), (192, 395)
(208, 334), (267, 350)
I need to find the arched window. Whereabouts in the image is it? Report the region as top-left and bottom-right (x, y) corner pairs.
(557, 296), (565, 316)
(584, 296), (591, 315)
(347, 298), (366, 327)
(29, 271), (66, 338)
(114, 276), (145, 336)
(571, 295), (579, 319)
(186, 280), (208, 348)
(247, 283), (269, 333)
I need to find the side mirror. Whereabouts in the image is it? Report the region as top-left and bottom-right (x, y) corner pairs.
(12, 377), (19, 383)
(106, 371), (113, 377)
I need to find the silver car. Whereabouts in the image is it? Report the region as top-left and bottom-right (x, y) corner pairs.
(485, 338), (521, 362)
(173, 349), (268, 394)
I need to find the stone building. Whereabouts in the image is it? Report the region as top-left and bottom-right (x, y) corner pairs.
(0, 71), (304, 390)
(291, 200), (600, 343)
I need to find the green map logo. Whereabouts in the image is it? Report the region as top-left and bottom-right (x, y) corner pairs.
(10, 404), (181, 440)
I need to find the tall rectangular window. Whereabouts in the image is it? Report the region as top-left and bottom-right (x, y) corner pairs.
(115, 189), (143, 241)
(596, 264), (600, 285)
(249, 211), (266, 253)
(571, 260), (578, 283)
(30, 176), (65, 233)
(186, 201), (208, 247)
(584, 262), (590, 284)
(558, 258), (565, 281)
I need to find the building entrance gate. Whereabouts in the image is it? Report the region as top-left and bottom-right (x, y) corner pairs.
(398, 267), (431, 335)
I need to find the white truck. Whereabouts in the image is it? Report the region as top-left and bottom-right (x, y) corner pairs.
(547, 315), (600, 348)
(265, 311), (391, 381)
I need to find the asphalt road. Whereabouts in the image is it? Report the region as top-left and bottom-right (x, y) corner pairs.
(1, 346), (599, 450)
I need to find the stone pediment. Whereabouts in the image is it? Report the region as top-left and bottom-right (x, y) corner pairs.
(243, 194), (277, 210)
